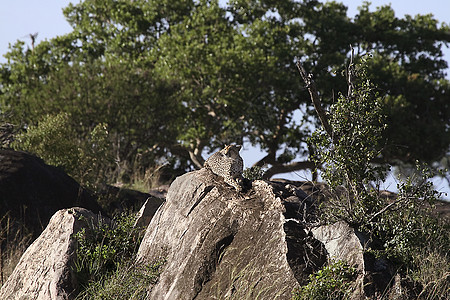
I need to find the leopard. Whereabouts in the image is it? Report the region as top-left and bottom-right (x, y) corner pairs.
(204, 144), (244, 191)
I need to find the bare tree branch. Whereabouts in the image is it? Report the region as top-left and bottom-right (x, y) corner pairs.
(189, 150), (205, 169)
(347, 45), (355, 98)
(296, 60), (334, 141)
(262, 161), (316, 179)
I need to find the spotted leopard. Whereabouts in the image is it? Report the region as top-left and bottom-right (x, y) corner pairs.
(204, 144), (244, 191)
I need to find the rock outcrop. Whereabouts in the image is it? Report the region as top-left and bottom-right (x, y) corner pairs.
(134, 197), (165, 228)
(0, 149), (102, 239)
(0, 207), (105, 300)
(136, 169), (327, 300)
(1, 164), (418, 299)
(136, 169), (408, 300)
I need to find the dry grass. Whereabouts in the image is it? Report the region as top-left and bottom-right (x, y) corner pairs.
(0, 214), (33, 286)
(413, 250), (450, 300)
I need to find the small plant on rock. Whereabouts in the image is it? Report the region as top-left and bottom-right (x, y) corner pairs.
(292, 260), (357, 300)
(72, 211), (163, 299)
(242, 165), (266, 181)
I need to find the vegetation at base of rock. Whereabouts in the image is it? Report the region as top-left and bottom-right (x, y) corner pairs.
(75, 260), (163, 300)
(73, 211), (161, 298)
(0, 214), (32, 286)
(304, 55), (450, 299)
(292, 260), (357, 300)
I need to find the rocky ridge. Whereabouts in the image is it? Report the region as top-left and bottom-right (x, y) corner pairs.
(2, 157), (443, 299)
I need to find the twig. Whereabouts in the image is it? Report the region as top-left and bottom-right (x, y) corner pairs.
(347, 45), (355, 98)
(366, 196), (405, 224)
(296, 60), (334, 141)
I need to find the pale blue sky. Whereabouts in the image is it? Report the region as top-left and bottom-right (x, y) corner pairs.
(1, 0), (449, 195)
(1, 0), (449, 65)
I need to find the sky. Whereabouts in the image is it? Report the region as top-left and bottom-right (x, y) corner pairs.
(1, 0), (449, 64)
(1, 0), (449, 195)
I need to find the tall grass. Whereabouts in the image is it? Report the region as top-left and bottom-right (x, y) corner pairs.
(73, 211), (163, 299)
(0, 214), (33, 285)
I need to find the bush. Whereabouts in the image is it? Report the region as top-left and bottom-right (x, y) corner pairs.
(308, 55), (389, 227)
(292, 260), (357, 300)
(13, 113), (79, 172)
(302, 54), (449, 297)
(72, 210), (164, 299)
(72, 212), (148, 293)
(12, 113), (113, 189)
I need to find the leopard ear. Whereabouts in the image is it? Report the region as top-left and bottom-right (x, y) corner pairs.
(222, 144), (231, 154)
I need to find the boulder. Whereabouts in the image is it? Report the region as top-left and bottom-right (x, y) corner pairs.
(0, 149), (102, 239)
(136, 169), (327, 300)
(0, 207), (104, 300)
(311, 221), (396, 299)
(134, 197), (165, 228)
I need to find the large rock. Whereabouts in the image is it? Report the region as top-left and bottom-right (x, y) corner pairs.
(0, 207), (104, 300)
(0, 149), (103, 239)
(136, 169), (327, 300)
(134, 196), (165, 228)
(311, 222), (396, 299)
(98, 185), (154, 214)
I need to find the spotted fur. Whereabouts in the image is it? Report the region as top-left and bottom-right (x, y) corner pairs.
(204, 144), (243, 191)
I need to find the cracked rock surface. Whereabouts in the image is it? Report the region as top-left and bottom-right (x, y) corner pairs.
(136, 169), (326, 300)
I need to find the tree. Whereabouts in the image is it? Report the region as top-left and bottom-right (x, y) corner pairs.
(1, 0), (449, 182)
(300, 53), (449, 300)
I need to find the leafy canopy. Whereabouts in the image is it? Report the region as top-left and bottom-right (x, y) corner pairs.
(1, 0), (449, 182)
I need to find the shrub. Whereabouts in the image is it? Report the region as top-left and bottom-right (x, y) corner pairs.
(292, 260), (357, 300)
(300, 53), (449, 297)
(73, 212), (145, 290)
(12, 113), (113, 189)
(13, 113), (79, 172)
(307, 55), (389, 227)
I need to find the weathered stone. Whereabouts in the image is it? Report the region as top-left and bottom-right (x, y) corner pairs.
(136, 169), (326, 300)
(0, 149), (102, 239)
(311, 222), (366, 269)
(134, 197), (165, 228)
(311, 221), (396, 299)
(0, 207), (104, 300)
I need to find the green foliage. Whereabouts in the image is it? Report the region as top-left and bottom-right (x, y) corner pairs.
(366, 165), (448, 267)
(242, 166), (265, 181)
(1, 0), (449, 179)
(75, 260), (163, 300)
(292, 260), (357, 300)
(73, 212), (146, 290)
(309, 56), (389, 226)
(73, 212), (163, 299)
(13, 113), (79, 172)
(12, 113), (113, 189)
(308, 56), (449, 297)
